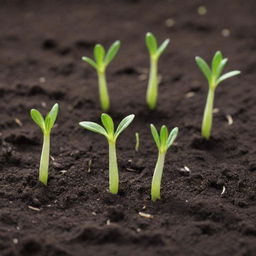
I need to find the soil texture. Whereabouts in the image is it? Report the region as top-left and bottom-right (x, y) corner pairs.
(0, 0), (256, 255)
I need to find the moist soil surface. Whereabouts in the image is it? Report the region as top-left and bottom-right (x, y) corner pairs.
(0, 0), (256, 255)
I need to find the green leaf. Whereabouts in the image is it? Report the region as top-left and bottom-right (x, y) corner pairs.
(150, 124), (160, 149)
(45, 103), (59, 131)
(79, 121), (108, 138)
(215, 58), (228, 78)
(211, 51), (223, 76)
(104, 41), (121, 66)
(44, 115), (52, 132)
(195, 56), (212, 82)
(167, 127), (178, 148)
(101, 113), (114, 135)
(160, 125), (168, 147)
(156, 39), (170, 57)
(82, 56), (98, 69)
(30, 109), (45, 131)
(114, 114), (135, 139)
(216, 70), (241, 85)
(145, 32), (157, 55)
(94, 44), (105, 65)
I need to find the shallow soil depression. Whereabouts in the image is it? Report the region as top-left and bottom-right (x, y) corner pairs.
(0, 0), (256, 255)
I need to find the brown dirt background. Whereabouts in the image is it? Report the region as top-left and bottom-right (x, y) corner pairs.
(0, 0), (256, 255)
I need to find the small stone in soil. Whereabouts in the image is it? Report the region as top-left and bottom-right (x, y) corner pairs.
(53, 162), (63, 169)
(139, 212), (153, 219)
(165, 18), (175, 27)
(28, 206), (40, 211)
(221, 186), (226, 195)
(13, 238), (18, 244)
(222, 28), (231, 37)
(39, 77), (46, 83)
(14, 118), (23, 127)
(41, 102), (46, 108)
(226, 115), (233, 125)
(213, 108), (220, 114)
(185, 92), (195, 98)
(179, 166), (191, 176)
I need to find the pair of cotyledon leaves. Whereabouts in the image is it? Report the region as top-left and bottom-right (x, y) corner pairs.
(145, 32), (170, 59)
(30, 103), (59, 134)
(79, 113), (135, 142)
(82, 41), (121, 71)
(150, 125), (178, 153)
(195, 51), (240, 88)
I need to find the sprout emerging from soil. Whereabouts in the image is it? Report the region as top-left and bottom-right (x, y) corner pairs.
(30, 103), (59, 185)
(135, 132), (140, 152)
(145, 32), (170, 110)
(150, 124), (178, 201)
(195, 51), (240, 139)
(79, 113), (135, 194)
(82, 41), (121, 111)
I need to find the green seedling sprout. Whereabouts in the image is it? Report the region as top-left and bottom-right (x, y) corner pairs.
(135, 132), (140, 152)
(195, 51), (240, 139)
(150, 124), (178, 201)
(82, 41), (121, 111)
(30, 103), (59, 185)
(145, 32), (170, 110)
(79, 113), (135, 194)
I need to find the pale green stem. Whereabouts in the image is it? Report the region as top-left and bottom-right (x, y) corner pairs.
(97, 70), (110, 111)
(108, 141), (119, 194)
(135, 132), (139, 152)
(202, 87), (215, 139)
(39, 133), (50, 185)
(146, 57), (158, 110)
(151, 152), (166, 201)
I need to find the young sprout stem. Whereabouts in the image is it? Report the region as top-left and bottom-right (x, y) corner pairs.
(135, 132), (140, 152)
(39, 134), (50, 185)
(146, 57), (158, 110)
(97, 69), (110, 111)
(79, 113), (135, 194)
(145, 32), (170, 110)
(150, 124), (178, 201)
(82, 41), (121, 111)
(30, 103), (59, 186)
(151, 151), (166, 201)
(195, 51), (240, 139)
(108, 141), (119, 194)
(202, 87), (215, 139)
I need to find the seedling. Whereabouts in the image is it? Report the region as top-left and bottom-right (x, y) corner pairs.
(135, 132), (140, 152)
(30, 103), (59, 185)
(145, 32), (170, 109)
(82, 41), (121, 111)
(195, 51), (240, 139)
(79, 113), (135, 194)
(150, 124), (178, 201)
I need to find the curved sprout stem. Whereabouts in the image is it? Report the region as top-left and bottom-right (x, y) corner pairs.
(151, 152), (166, 201)
(146, 58), (158, 110)
(108, 141), (119, 194)
(39, 134), (50, 185)
(202, 88), (215, 139)
(98, 70), (110, 111)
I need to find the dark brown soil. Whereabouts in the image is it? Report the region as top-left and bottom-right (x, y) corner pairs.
(0, 0), (256, 255)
